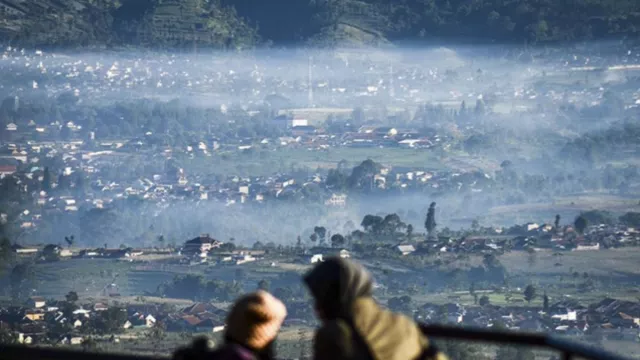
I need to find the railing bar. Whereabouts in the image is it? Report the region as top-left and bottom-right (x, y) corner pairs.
(0, 325), (633, 360)
(0, 345), (162, 360)
(420, 324), (632, 360)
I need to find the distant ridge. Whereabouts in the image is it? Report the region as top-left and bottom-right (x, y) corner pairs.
(1, 0), (640, 49)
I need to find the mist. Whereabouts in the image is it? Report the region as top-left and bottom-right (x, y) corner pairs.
(2, 43), (639, 247)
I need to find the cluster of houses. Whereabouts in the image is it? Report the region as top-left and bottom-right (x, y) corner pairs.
(0, 129), (497, 238)
(420, 297), (640, 341)
(396, 221), (640, 256)
(0, 296), (228, 346)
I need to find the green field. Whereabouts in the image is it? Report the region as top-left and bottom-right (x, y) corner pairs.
(183, 146), (446, 177)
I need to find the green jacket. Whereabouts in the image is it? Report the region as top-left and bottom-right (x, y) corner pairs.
(313, 297), (448, 360)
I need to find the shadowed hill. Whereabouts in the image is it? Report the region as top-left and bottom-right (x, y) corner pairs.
(1, 0), (640, 48)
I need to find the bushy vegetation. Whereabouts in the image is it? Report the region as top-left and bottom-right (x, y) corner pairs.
(157, 274), (242, 302)
(3, 0), (640, 48)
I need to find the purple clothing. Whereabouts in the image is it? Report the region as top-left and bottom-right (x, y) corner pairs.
(210, 344), (258, 360)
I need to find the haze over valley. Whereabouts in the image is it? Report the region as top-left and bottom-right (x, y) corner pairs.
(1, 2), (640, 358)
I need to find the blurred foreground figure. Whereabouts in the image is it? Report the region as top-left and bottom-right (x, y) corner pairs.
(304, 257), (448, 360)
(174, 291), (286, 360)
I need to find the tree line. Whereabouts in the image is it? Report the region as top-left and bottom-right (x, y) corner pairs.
(4, 0), (640, 48)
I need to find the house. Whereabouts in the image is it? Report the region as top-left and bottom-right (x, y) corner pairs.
(181, 302), (227, 318)
(94, 303), (108, 311)
(273, 115), (308, 129)
(236, 254), (256, 265)
(29, 296), (46, 309)
(24, 311), (45, 322)
(59, 249), (73, 257)
(13, 244), (38, 254)
(60, 335), (83, 345)
(309, 254), (324, 263)
(551, 310), (577, 322)
(0, 161), (17, 176)
(396, 244), (416, 256)
(325, 193), (347, 207)
(182, 234), (223, 256)
(291, 125), (317, 137)
(73, 319), (83, 328)
(195, 318), (225, 333)
(145, 314), (157, 327)
(573, 243), (600, 251)
(18, 334), (33, 344)
(373, 127), (398, 137)
(5, 122), (18, 131)
(339, 249), (351, 258)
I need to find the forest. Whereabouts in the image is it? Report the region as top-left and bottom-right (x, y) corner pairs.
(2, 0), (639, 48)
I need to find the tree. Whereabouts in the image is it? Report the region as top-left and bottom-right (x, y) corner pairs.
(574, 215), (588, 235)
(479, 295), (490, 306)
(543, 292), (549, 312)
(381, 213), (406, 236)
(42, 244), (61, 262)
(146, 321), (166, 344)
(11, 262), (34, 301)
(93, 307), (127, 334)
(219, 242), (236, 252)
(406, 224), (413, 239)
(330, 233), (345, 248)
(524, 284), (536, 304)
(361, 214), (383, 234)
(66, 291), (79, 303)
(313, 226), (327, 244)
(0, 237), (13, 268)
(474, 99), (485, 117)
(157, 235), (165, 247)
(42, 167), (51, 192)
(64, 235), (74, 247)
(554, 214), (561, 231)
(527, 247), (537, 268)
(619, 212), (640, 227)
(309, 233), (318, 243)
(425, 202), (437, 239)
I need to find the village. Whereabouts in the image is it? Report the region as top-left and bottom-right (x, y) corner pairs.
(2, 213), (640, 354)
(1, 44), (640, 358)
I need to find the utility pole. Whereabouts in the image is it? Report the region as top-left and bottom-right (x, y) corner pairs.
(308, 55), (314, 107)
(389, 64), (395, 98)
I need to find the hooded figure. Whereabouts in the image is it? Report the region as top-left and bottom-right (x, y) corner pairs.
(212, 291), (287, 360)
(304, 257), (448, 360)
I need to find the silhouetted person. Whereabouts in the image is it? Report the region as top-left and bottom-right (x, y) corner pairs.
(304, 257), (448, 360)
(174, 290), (286, 360)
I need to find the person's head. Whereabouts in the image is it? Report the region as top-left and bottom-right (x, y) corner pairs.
(225, 291), (287, 357)
(303, 257), (373, 321)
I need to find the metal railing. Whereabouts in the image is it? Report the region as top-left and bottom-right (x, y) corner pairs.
(420, 324), (631, 360)
(0, 325), (633, 360)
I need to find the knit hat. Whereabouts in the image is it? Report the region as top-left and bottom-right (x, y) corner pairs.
(225, 291), (287, 351)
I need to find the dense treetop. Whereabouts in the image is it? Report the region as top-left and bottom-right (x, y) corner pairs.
(2, 0), (639, 48)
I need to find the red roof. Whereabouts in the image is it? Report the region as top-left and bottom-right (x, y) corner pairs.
(181, 315), (201, 326)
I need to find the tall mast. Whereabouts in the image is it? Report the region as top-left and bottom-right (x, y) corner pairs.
(308, 55), (314, 107)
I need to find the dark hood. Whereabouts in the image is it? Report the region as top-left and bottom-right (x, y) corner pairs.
(303, 257), (373, 320)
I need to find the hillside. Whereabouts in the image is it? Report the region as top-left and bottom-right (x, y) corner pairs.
(1, 0), (639, 48)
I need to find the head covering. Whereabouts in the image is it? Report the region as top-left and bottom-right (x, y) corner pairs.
(225, 291), (287, 351)
(303, 257), (373, 320)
